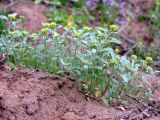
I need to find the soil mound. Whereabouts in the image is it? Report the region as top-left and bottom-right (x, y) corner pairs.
(0, 69), (121, 120)
(0, 69), (159, 120)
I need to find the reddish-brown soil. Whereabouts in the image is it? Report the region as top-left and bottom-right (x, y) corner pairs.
(120, 0), (154, 46)
(11, 1), (48, 33)
(0, 69), (159, 120)
(0, 69), (121, 120)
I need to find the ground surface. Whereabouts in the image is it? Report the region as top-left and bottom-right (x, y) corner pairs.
(11, 1), (48, 33)
(0, 69), (159, 120)
(0, 69), (124, 120)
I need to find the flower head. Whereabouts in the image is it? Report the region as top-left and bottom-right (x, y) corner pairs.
(22, 31), (29, 36)
(146, 66), (153, 72)
(145, 56), (153, 64)
(115, 48), (120, 54)
(42, 22), (57, 29)
(19, 16), (25, 21)
(83, 26), (92, 32)
(110, 25), (119, 32)
(42, 23), (50, 28)
(131, 54), (137, 60)
(40, 28), (48, 35)
(49, 22), (57, 29)
(8, 13), (17, 21)
(72, 32), (82, 38)
(96, 33), (105, 39)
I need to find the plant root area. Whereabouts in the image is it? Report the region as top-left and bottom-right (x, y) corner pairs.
(0, 69), (159, 120)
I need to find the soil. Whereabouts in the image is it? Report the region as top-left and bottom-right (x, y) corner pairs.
(11, 1), (48, 33)
(119, 0), (154, 47)
(0, 69), (123, 120)
(0, 69), (159, 120)
(0, 0), (9, 11)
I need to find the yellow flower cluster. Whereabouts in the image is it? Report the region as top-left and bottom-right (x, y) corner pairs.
(145, 56), (153, 64)
(83, 26), (92, 32)
(115, 48), (120, 54)
(40, 28), (48, 35)
(96, 33), (105, 39)
(22, 31), (29, 36)
(42, 22), (57, 29)
(50, 22), (57, 28)
(131, 54), (137, 60)
(19, 16), (25, 20)
(8, 13), (17, 21)
(72, 32), (82, 38)
(146, 66), (153, 72)
(109, 25), (119, 32)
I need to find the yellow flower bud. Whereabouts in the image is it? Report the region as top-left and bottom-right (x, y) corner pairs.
(73, 32), (81, 38)
(22, 31), (29, 36)
(131, 54), (137, 60)
(109, 25), (119, 32)
(49, 22), (57, 29)
(146, 66), (153, 72)
(115, 48), (120, 54)
(96, 33), (105, 39)
(145, 56), (153, 64)
(19, 16), (25, 20)
(40, 28), (48, 35)
(42, 23), (50, 28)
(8, 13), (17, 20)
(83, 26), (92, 32)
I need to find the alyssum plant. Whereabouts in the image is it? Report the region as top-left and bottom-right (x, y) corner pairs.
(0, 13), (152, 104)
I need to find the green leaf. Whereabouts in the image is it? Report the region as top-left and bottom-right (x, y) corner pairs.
(108, 37), (121, 45)
(0, 15), (8, 21)
(121, 74), (129, 83)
